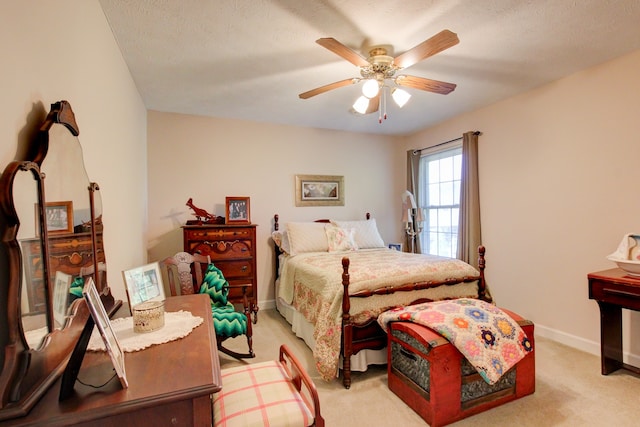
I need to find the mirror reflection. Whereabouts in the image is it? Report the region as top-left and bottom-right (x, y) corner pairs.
(17, 121), (106, 348)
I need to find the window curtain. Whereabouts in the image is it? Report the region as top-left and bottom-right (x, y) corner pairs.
(456, 131), (481, 267)
(406, 149), (421, 253)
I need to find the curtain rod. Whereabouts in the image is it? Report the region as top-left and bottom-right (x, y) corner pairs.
(413, 131), (482, 154)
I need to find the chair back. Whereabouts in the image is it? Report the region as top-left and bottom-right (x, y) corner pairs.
(161, 252), (210, 296)
(79, 261), (107, 288)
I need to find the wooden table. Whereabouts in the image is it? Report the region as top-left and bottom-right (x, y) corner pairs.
(6, 293), (221, 426)
(588, 268), (640, 375)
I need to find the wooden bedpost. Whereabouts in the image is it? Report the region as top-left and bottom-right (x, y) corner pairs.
(341, 257), (352, 389)
(477, 246), (491, 302)
(274, 214), (281, 280)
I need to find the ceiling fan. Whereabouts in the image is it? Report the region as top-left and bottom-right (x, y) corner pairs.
(299, 30), (459, 121)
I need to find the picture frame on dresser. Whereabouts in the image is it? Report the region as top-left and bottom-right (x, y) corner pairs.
(82, 278), (128, 389)
(122, 262), (165, 309)
(53, 271), (72, 327)
(225, 196), (250, 224)
(35, 200), (74, 235)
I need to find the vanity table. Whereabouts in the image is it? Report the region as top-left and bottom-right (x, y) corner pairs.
(588, 268), (640, 375)
(4, 293), (221, 426)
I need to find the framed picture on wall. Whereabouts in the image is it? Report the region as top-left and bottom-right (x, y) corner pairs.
(225, 196), (251, 224)
(295, 174), (344, 207)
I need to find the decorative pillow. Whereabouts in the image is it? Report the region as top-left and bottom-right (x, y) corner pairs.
(325, 224), (358, 252)
(286, 222), (329, 256)
(330, 218), (385, 249)
(271, 230), (291, 254)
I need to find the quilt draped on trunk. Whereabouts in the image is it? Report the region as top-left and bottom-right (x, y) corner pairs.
(378, 298), (533, 384)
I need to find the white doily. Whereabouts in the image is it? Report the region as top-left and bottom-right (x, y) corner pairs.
(87, 310), (204, 352)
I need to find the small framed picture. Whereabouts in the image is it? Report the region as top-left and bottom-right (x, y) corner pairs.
(122, 262), (165, 309)
(36, 201), (74, 234)
(83, 277), (128, 389)
(53, 271), (72, 327)
(225, 196), (251, 224)
(388, 243), (403, 251)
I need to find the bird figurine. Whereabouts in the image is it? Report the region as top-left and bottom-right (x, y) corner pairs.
(186, 198), (217, 223)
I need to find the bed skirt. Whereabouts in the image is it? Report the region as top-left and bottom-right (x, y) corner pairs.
(275, 293), (387, 374)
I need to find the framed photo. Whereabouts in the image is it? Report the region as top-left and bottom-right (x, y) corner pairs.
(388, 243), (403, 251)
(53, 271), (72, 327)
(295, 174), (344, 207)
(122, 262), (165, 309)
(225, 196), (251, 224)
(37, 201), (73, 234)
(82, 277), (128, 388)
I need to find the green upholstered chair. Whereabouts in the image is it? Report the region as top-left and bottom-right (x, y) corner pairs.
(162, 252), (254, 359)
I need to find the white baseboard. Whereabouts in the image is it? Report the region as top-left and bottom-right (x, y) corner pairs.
(535, 323), (640, 368)
(259, 298), (276, 311)
(258, 301), (640, 368)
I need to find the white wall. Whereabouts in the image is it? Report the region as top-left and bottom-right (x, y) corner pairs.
(146, 112), (404, 304)
(0, 1), (147, 303)
(405, 50), (640, 362)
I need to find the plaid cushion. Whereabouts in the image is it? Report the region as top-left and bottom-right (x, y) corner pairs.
(214, 360), (314, 427)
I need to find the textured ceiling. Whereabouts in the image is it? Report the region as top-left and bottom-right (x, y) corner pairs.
(99, 0), (640, 136)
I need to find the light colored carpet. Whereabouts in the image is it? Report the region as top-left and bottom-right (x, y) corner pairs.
(219, 309), (640, 426)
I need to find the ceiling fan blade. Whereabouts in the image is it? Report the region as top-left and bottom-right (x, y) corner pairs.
(299, 78), (357, 99)
(396, 75), (456, 95)
(365, 94), (380, 114)
(393, 30), (459, 69)
(316, 38), (370, 67)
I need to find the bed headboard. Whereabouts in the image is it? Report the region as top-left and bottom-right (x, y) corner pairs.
(272, 213), (371, 277)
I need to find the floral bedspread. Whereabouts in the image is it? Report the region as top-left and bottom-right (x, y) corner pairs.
(278, 249), (481, 380)
(378, 298), (533, 384)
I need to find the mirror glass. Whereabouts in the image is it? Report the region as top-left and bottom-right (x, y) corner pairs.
(17, 121), (105, 348)
(14, 167), (46, 348)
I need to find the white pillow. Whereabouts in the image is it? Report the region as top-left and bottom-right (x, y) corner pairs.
(330, 219), (385, 249)
(271, 230), (291, 254)
(324, 224), (358, 252)
(286, 222), (329, 255)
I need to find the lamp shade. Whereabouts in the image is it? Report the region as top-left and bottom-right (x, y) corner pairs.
(392, 88), (411, 107)
(362, 79), (380, 98)
(353, 96), (370, 114)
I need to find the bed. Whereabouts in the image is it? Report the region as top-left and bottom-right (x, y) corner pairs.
(272, 213), (490, 389)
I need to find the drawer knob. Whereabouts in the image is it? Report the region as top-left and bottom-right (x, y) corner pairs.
(241, 266), (248, 272)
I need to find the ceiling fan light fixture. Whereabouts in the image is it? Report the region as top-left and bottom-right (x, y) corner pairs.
(362, 79), (380, 98)
(392, 88), (411, 108)
(353, 96), (370, 114)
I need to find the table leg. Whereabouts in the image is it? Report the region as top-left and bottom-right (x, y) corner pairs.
(597, 302), (623, 374)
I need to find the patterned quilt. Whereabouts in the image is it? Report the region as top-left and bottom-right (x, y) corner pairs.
(278, 249), (481, 380)
(378, 298), (533, 384)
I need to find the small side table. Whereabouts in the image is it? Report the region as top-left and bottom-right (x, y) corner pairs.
(588, 268), (640, 375)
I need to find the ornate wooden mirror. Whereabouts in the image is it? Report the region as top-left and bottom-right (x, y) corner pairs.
(0, 101), (121, 419)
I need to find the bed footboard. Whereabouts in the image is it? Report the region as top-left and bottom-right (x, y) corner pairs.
(339, 246), (488, 389)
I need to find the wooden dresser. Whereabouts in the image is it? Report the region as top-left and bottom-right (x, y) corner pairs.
(4, 294), (221, 426)
(183, 224), (258, 319)
(21, 231), (105, 314)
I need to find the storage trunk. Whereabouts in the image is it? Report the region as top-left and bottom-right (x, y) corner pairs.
(387, 309), (535, 427)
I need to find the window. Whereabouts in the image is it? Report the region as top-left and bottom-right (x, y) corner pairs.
(418, 144), (462, 258)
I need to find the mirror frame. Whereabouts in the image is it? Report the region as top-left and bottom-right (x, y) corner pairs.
(0, 101), (120, 419)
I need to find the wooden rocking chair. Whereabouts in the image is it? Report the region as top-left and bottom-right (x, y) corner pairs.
(161, 251), (254, 359)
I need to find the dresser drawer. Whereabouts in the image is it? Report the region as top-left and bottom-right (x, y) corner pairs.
(590, 281), (640, 308)
(190, 239), (253, 260)
(215, 259), (253, 279)
(227, 280), (255, 300)
(184, 227), (253, 241)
